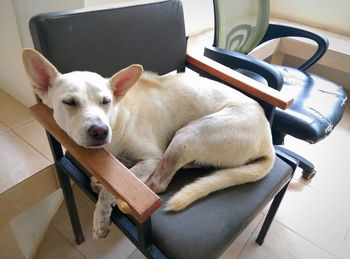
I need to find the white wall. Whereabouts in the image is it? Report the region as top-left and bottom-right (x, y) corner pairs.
(0, 0), (84, 107)
(180, 0), (214, 34)
(0, 0), (36, 107)
(12, 0), (84, 49)
(84, 0), (214, 35)
(270, 0), (350, 36)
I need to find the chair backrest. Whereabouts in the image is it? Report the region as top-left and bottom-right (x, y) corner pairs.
(213, 0), (269, 54)
(29, 0), (187, 77)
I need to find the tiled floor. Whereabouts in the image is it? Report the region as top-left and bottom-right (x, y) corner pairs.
(0, 89), (53, 195)
(1, 35), (350, 259)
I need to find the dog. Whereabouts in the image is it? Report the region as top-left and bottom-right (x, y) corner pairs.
(22, 48), (275, 239)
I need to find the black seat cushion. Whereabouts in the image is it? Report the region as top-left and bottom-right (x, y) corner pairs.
(152, 156), (293, 259)
(273, 66), (347, 143)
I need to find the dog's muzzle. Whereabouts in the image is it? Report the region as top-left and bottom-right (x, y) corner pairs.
(87, 122), (109, 147)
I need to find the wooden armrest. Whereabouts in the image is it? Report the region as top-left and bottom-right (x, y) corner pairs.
(30, 103), (161, 223)
(186, 51), (293, 110)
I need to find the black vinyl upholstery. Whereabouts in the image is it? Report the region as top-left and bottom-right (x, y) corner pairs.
(274, 66), (347, 143)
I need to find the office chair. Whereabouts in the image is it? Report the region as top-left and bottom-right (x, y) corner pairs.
(28, 1), (298, 258)
(205, 0), (347, 179)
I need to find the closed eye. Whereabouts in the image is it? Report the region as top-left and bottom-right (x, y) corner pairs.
(102, 97), (111, 105)
(62, 99), (77, 107)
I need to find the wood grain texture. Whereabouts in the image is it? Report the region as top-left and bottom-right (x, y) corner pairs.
(30, 104), (161, 223)
(186, 51), (294, 110)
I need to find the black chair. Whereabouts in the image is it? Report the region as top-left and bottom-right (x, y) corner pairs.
(28, 1), (298, 258)
(205, 0), (347, 179)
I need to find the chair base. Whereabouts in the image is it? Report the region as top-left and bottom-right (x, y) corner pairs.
(275, 145), (316, 180)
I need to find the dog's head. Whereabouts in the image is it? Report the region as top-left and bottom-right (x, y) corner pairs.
(22, 48), (143, 148)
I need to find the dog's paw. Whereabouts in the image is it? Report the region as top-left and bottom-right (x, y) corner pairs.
(116, 199), (131, 214)
(93, 210), (111, 240)
(93, 224), (111, 240)
(90, 176), (103, 194)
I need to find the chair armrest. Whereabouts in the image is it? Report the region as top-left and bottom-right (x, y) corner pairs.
(204, 46), (284, 91)
(260, 23), (329, 71)
(186, 51), (293, 110)
(30, 103), (162, 223)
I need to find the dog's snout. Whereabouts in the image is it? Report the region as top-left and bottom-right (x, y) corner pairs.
(88, 123), (109, 140)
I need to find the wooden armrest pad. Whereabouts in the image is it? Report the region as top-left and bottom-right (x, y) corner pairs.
(186, 51), (293, 110)
(30, 104), (161, 223)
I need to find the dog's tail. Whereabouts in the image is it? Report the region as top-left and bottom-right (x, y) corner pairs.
(165, 153), (275, 212)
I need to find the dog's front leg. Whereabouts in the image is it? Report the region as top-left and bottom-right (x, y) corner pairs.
(92, 159), (159, 240)
(93, 187), (116, 240)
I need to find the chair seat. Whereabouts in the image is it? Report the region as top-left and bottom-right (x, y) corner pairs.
(152, 156), (293, 259)
(273, 66), (347, 143)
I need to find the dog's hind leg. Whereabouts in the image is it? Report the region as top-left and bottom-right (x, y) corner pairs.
(146, 105), (274, 210)
(145, 127), (199, 193)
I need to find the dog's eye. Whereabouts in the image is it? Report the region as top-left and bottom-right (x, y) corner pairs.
(102, 97), (111, 105)
(62, 99), (77, 107)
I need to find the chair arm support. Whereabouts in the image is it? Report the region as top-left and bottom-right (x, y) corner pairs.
(260, 23), (329, 71)
(186, 51), (293, 110)
(30, 103), (162, 223)
(204, 46), (284, 91)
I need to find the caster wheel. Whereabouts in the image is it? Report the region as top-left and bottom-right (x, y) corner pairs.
(302, 170), (316, 180)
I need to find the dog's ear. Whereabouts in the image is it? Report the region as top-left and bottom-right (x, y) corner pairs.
(110, 64), (143, 101)
(22, 48), (59, 100)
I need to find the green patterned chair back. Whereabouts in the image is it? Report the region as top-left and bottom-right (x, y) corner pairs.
(214, 0), (269, 53)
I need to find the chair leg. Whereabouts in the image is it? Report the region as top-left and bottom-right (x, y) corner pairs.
(56, 164), (85, 244)
(256, 180), (290, 245)
(46, 133), (85, 244)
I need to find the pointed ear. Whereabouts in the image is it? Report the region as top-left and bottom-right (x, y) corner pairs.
(22, 48), (59, 99)
(110, 64), (143, 101)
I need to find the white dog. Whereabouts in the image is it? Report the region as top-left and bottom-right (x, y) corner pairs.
(22, 49), (275, 239)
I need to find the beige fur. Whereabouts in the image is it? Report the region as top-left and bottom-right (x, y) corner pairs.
(22, 48), (275, 239)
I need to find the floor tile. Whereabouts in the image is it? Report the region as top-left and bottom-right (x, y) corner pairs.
(336, 35), (350, 56)
(339, 227), (350, 259)
(9, 189), (63, 259)
(0, 89), (33, 129)
(35, 226), (85, 259)
(273, 178), (350, 256)
(0, 165), (59, 225)
(128, 249), (146, 259)
(285, 127), (350, 192)
(53, 201), (137, 259)
(238, 220), (335, 259)
(0, 121), (9, 135)
(51, 184), (90, 226)
(0, 131), (52, 194)
(0, 222), (24, 259)
(13, 119), (54, 162)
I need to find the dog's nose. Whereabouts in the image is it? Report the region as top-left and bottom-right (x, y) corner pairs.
(88, 124), (109, 140)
